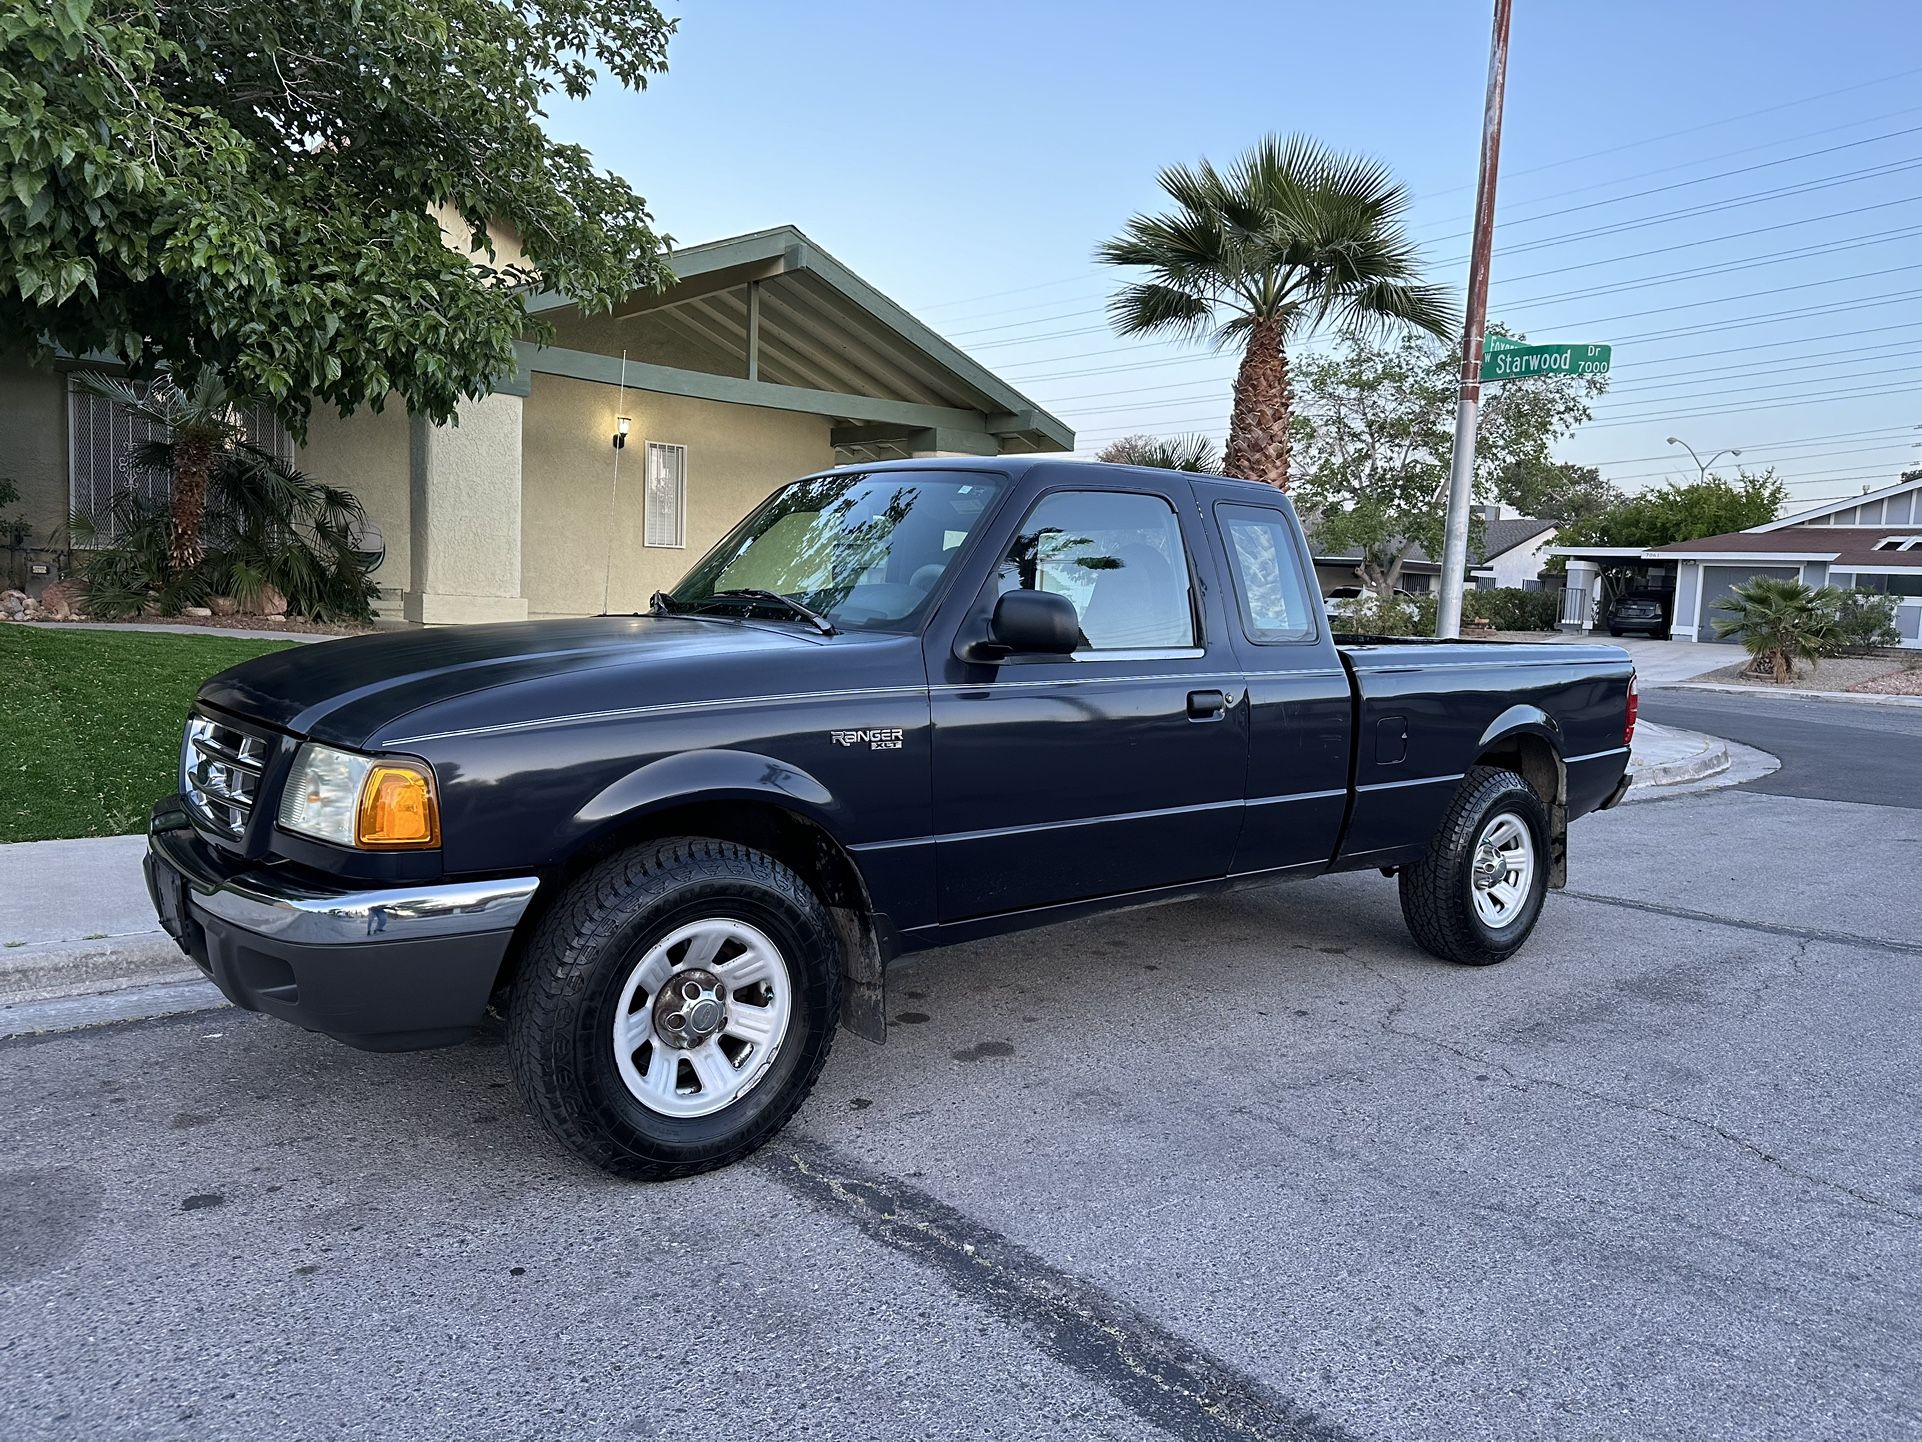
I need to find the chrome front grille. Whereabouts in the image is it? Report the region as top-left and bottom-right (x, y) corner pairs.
(183, 713), (269, 841)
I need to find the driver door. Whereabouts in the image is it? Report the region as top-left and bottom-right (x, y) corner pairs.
(925, 478), (1250, 922)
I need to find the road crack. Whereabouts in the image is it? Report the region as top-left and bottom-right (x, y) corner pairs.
(1344, 966), (1921, 1227)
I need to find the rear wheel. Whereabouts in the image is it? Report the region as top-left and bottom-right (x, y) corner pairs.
(508, 838), (841, 1179)
(1398, 766), (1550, 966)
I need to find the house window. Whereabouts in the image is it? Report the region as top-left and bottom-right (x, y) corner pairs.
(643, 441), (686, 548)
(67, 374), (292, 543)
(1872, 536), (1922, 552)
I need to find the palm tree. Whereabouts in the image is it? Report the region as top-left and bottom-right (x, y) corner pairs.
(1097, 134), (1453, 488)
(1710, 575), (1840, 683)
(1094, 433), (1223, 474)
(79, 372), (245, 572)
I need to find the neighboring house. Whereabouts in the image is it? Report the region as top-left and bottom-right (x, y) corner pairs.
(1307, 504), (1556, 596)
(0, 225), (1071, 624)
(1549, 472), (1922, 648)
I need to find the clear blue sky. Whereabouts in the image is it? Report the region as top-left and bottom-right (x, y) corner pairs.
(551, 1), (1922, 510)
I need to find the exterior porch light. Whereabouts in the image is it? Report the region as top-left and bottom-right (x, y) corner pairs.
(613, 416), (631, 450)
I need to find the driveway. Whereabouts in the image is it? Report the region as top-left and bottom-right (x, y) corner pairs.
(3, 703), (1917, 1442)
(1585, 635), (1729, 687)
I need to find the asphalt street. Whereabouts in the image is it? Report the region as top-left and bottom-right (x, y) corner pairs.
(1642, 687), (1922, 810)
(3, 693), (1918, 1442)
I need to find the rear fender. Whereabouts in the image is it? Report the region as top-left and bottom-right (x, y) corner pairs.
(1475, 708), (1569, 889)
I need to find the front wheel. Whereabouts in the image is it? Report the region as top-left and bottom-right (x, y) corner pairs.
(1398, 766), (1550, 966)
(508, 838), (842, 1179)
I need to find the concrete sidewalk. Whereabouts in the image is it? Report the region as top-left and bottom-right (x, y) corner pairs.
(0, 716), (1768, 1039)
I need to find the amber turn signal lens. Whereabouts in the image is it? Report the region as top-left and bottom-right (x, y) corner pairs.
(355, 763), (440, 849)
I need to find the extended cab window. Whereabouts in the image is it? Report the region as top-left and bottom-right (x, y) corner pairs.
(997, 490), (1196, 651)
(1216, 502), (1317, 643)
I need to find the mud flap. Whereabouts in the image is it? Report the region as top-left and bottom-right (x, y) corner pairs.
(1547, 790), (1569, 889)
(828, 904), (886, 1044)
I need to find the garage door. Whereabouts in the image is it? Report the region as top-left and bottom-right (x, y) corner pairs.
(1698, 565), (1800, 644)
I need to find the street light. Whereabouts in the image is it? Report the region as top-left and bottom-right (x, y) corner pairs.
(1666, 436), (1741, 484)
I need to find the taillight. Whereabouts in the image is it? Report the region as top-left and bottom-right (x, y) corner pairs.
(1624, 671), (1639, 745)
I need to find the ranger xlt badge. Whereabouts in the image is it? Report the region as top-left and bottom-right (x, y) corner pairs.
(831, 727), (904, 750)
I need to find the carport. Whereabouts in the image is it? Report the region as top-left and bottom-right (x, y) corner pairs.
(1543, 546), (1679, 635)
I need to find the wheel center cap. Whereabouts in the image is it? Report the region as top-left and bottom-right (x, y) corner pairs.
(653, 968), (728, 1049)
(1473, 845), (1504, 888)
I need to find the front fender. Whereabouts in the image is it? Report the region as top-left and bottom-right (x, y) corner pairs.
(574, 748), (849, 842)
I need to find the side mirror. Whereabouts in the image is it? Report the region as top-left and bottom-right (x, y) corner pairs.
(989, 588), (1080, 656)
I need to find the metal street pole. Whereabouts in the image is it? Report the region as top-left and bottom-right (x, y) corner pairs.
(1435, 0), (1514, 639)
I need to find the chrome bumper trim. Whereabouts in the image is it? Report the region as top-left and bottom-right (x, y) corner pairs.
(149, 826), (538, 946)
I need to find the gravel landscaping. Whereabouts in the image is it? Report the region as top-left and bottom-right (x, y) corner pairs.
(1695, 653), (1920, 693)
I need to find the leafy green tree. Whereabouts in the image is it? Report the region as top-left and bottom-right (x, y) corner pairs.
(1290, 331), (1605, 593)
(1562, 471), (1788, 549)
(1496, 459), (1621, 528)
(1097, 134), (1452, 488)
(1094, 434), (1224, 473)
(1, 0), (674, 432)
(1710, 576), (1839, 683)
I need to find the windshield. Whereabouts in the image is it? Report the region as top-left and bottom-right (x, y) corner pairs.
(666, 470), (1005, 632)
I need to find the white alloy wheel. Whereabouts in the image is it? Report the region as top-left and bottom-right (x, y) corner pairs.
(1468, 812), (1535, 929)
(611, 918), (794, 1119)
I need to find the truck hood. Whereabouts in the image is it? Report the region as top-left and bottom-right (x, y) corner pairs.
(198, 615), (830, 748)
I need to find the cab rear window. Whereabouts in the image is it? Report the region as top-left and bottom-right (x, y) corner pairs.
(1215, 503), (1318, 644)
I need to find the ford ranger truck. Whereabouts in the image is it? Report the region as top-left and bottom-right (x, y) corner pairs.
(145, 458), (1636, 1179)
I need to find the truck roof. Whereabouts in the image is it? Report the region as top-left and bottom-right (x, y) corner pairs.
(821, 455), (1286, 493)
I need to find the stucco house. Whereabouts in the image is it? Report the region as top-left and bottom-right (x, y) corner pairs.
(1549, 471), (1922, 648)
(1307, 504), (1557, 597)
(1, 225), (1072, 623)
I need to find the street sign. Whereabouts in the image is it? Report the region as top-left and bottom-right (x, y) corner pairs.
(1480, 340), (1611, 381)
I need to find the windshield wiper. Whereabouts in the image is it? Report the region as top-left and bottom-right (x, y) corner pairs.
(704, 588), (838, 636)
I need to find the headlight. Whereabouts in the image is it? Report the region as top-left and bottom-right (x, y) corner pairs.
(277, 744), (441, 850)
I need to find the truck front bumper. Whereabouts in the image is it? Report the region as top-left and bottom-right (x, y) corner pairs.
(145, 801), (539, 1051)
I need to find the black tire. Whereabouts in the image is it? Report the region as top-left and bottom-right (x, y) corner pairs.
(1398, 766), (1551, 966)
(1608, 627), (1624, 637)
(507, 838), (842, 1180)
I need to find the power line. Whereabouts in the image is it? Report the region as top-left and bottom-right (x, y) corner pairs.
(1414, 124), (1922, 245)
(915, 67), (1922, 319)
(1431, 156), (1922, 268)
(1411, 102), (1922, 224)
(967, 223), (1922, 353)
(955, 195), (1922, 342)
(1006, 283), (1922, 378)
(1419, 65), (1922, 200)
(1033, 326), (1922, 408)
(959, 147), (1922, 353)
(1069, 382), (1920, 446)
(1057, 358), (1918, 422)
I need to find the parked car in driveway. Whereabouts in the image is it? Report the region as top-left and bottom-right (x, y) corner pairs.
(145, 458), (1637, 1179)
(1606, 591), (1670, 638)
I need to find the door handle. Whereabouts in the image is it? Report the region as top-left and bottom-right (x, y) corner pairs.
(1186, 689), (1228, 720)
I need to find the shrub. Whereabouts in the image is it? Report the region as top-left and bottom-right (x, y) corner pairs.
(1710, 576), (1839, 683)
(1463, 586), (1558, 632)
(1330, 591), (1436, 637)
(1829, 589), (1901, 653)
(73, 444), (378, 623)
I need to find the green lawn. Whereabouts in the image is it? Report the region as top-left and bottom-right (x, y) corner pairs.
(0, 627), (295, 843)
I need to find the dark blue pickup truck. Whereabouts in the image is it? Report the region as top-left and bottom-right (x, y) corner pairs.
(146, 458), (1636, 1178)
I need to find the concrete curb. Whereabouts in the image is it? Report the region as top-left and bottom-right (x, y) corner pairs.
(1630, 734), (1731, 788)
(1667, 680), (1922, 709)
(0, 934), (197, 1006)
(0, 977), (228, 1040)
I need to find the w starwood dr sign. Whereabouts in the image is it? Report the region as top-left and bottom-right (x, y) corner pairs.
(1480, 334), (1612, 382)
